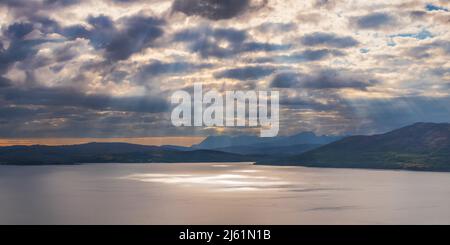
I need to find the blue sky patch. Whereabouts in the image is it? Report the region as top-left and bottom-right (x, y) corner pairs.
(425, 3), (449, 12)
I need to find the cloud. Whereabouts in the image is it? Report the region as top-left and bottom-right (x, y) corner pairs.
(314, 0), (337, 9)
(105, 16), (164, 61)
(270, 72), (299, 88)
(389, 29), (433, 41)
(174, 26), (289, 58)
(5, 22), (34, 39)
(256, 22), (297, 33)
(409, 10), (428, 20)
(172, 0), (267, 20)
(0, 0), (81, 17)
(279, 96), (336, 111)
(0, 77), (12, 87)
(430, 67), (450, 77)
(271, 69), (377, 90)
(136, 60), (213, 82)
(173, 27), (246, 58)
(0, 0), (80, 8)
(255, 49), (344, 63)
(0, 0), (449, 138)
(349, 96), (450, 133)
(301, 32), (359, 48)
(425, 3), (449, 12)
(352, 12), (396, 29)
(1, 86), (169, 113)
(404, 40), (450, 59)
(174, 26), (246, 43)
(42, 0), (81, 7)
(61, 14), (165, 61)
(214, 66), (276, 80)
(0, 23), (51, 74)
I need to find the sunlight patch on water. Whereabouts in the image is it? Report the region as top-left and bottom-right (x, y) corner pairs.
(211, 164), (232, 168)
(122, 172), (292, 192)
(231, 169), (262, 173)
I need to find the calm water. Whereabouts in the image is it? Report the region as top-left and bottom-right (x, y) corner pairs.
(1, 162), (450, 225)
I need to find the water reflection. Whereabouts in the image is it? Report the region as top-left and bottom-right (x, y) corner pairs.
(123, 172), (292, 191)
(2, 163), (450, 224)
(211, 164), (232, 168)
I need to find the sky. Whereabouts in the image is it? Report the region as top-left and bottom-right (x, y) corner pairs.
(0, 0), (449, 145)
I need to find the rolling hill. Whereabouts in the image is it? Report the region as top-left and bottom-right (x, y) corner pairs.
(212, 143), (321, 156)
(0, 142), (254, 165)
(258, 123), (450, 171)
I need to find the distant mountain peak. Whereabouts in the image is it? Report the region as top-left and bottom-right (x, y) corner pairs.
(292, 131), (316, 136)
(193, 131), (342, 150)
(259, 122), (450, 171)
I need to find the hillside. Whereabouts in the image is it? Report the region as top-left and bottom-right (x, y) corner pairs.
(258, 123), (450, 171)
(213, 143), (321, 156)
(0, 142), (254, 165)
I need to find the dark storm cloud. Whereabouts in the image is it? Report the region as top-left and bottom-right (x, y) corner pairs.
(104, 16), (164, 61)
(0, 106), (43, 120)
(409, 10), (428, 19)
(0, 18), (82, 76)
(61, 25), (91, 39)
(0, 0), (26, 7)
(404, 40), (450, 59)
(0, 86), (169, 113)
(294, 49), (344, 61)
(432, 40), (450, 55)
(256, 22), (297, 33)
(271, 69), (377, 90)
(0, 1), (80, 42)
(31, 15), (62, 34)
(16, 42), (80, 72)
(254, 49), (344, 63)
(174, 27), (289, 58)
(43, 0), (81, 7)
(0, 0), (81, 17)
(240, 42), (290, 52)
(110, 0), (140, 3)
(0, 77), (12, 87)
(270, 72), (299, 88)
(0, 108), (171, 138)
(280, 96), (339, 111)
(430, 67), (450, 77)
(0, 0), (80, 8)
(405, 45), (433, 59)
(173, 27), (247, 57)
(172, 0), (254, 20)
(301, 32), (359, 48)
(0, 23), (51, 74)
(353, 13), (396, 29)
(136, 60), (213, 81)
(214, 66), (276, 80)
(60, 15), (164, 61)
(5, 22), (34, 39)
(314, 0), (336, 9)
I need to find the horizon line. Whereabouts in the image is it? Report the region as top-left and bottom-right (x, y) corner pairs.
(0, 137), (205, 147)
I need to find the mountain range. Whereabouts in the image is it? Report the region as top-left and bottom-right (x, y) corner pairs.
(193, 132), (341, 149)
(258, 123), (450, 171)
(2, 123), (450, 171)
(192, 132), (341, 156)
